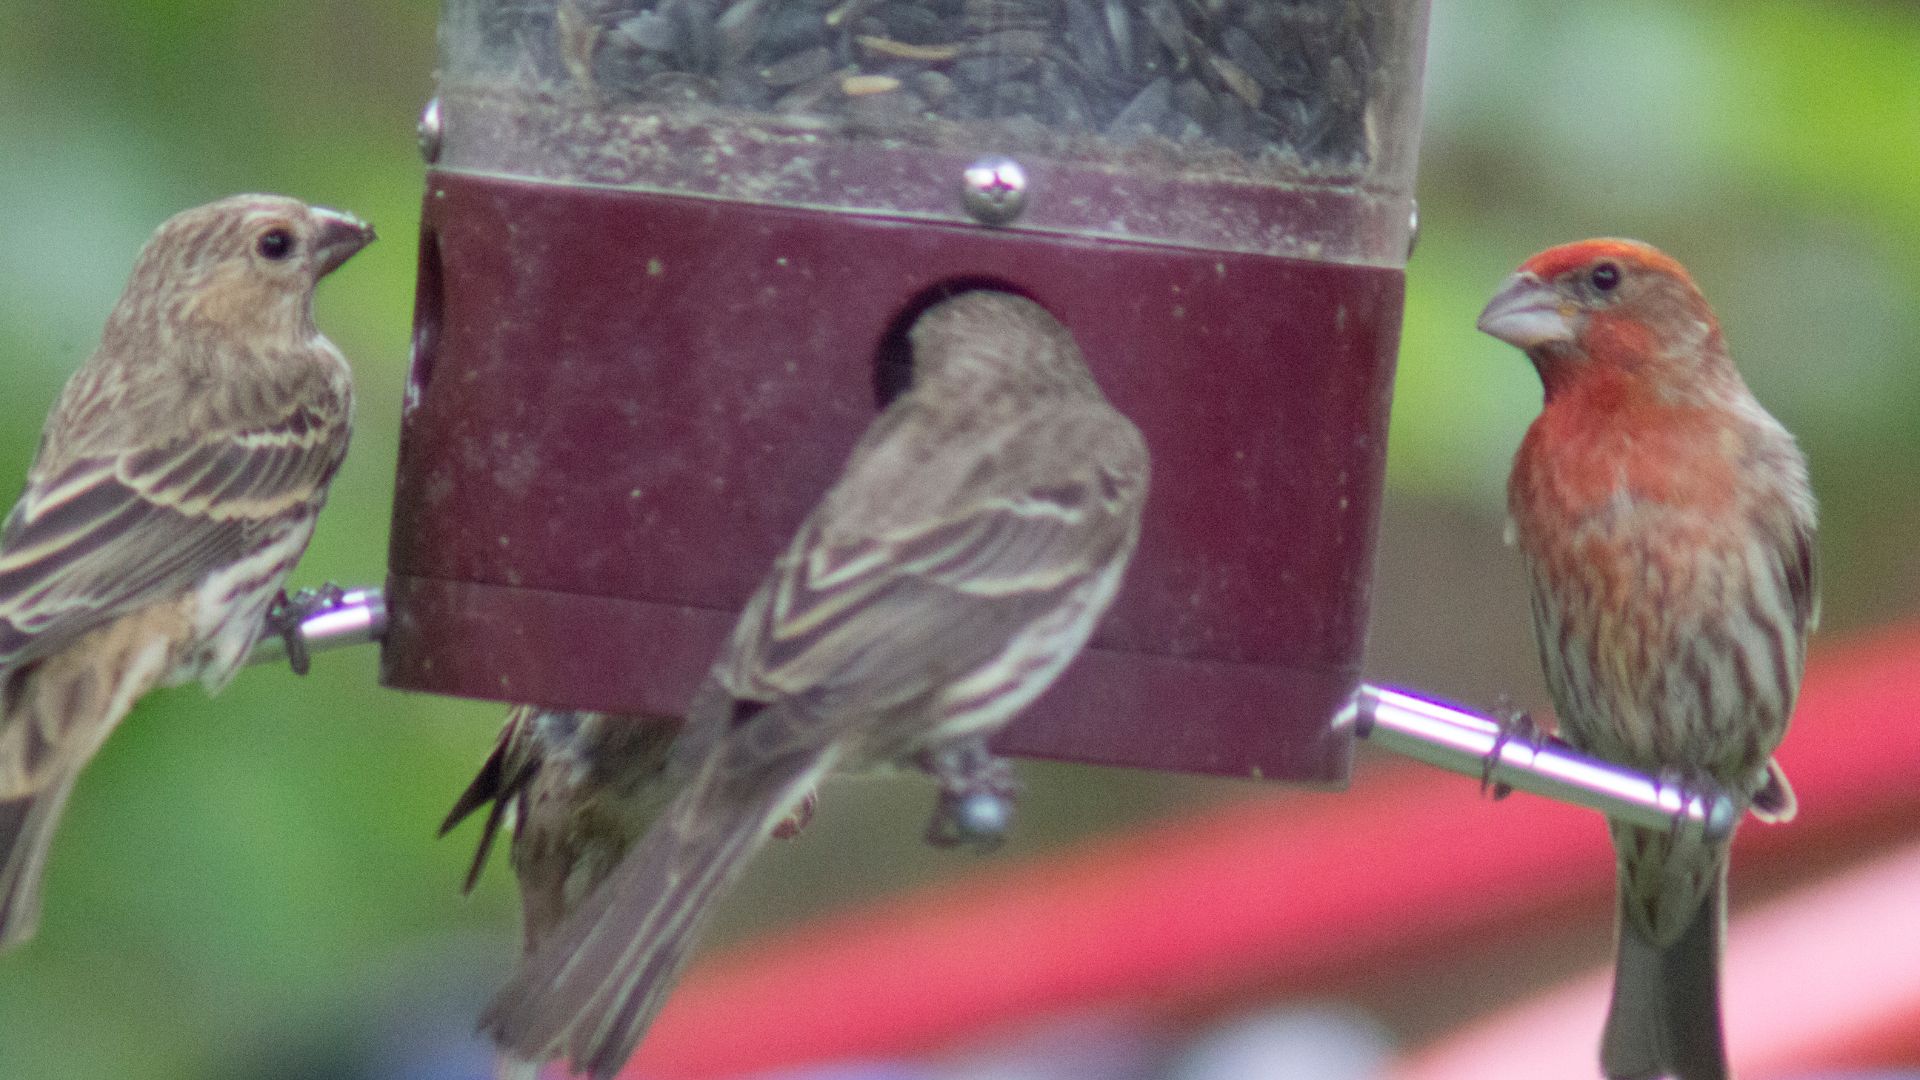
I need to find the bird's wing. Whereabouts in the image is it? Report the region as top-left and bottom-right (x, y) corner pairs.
(719, 409), (1148, 727)
(1786, 514), (1819, 639)
(0, 396), (349, 672)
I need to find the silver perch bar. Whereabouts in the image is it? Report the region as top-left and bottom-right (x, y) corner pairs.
(1339, 683), (1739, 844)
(241, 596), (1738, 844)
(248, 586), (388, 667)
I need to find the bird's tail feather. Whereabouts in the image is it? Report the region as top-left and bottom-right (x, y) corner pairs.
(441, 718), (523, 895)
(0, 608), (181, 949)
(482, 720), (831, 1079)
(0, 773), (79, 949)
(1602, 864), (1729, 1080)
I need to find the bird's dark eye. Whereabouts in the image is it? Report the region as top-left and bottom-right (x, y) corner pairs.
(257, 228), (296, 260)
(1589, 262), (1621, 292)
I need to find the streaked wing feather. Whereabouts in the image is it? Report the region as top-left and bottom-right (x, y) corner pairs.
(0, 402), (345, 670)
(726, 455), (1139, 722)
(1788, 516), (1818, 637)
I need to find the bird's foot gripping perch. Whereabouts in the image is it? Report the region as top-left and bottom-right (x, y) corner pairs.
(920, 736), (1020, 850)
(1481, 695), (1548, 801)
(772, 790), (818, 840)
(265, 583), (349, 676)
(1647, 767), (1737, 847)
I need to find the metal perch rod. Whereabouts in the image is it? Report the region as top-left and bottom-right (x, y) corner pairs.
(245, 586), (1737, 842)
(1339, 684), (1738, 844)
(248, 586), (387, 666)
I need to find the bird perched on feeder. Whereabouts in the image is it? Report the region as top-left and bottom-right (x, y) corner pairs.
(1481, 239), (1816, 1080)
(443, 707), (683, 961)
(0, 194), (372, 948)
(443, 706), (818, 1080)
(478, 290), (1150, 1079)
(444, 706), (819, 945)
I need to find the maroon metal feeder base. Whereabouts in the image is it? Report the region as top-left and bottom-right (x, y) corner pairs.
(385, 172), (1401, 782)
(384, 0), (1431, 784)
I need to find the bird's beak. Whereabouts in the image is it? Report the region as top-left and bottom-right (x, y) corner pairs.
(1477, 273), (1574, 349)
(311, 208), (376, 276)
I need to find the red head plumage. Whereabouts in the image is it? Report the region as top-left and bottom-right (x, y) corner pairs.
(1479, 238), (1732, 403)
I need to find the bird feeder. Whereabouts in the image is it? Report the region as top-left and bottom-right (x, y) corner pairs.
(385, 0), (1434, 784)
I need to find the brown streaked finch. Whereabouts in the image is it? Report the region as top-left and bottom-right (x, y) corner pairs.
(1482, 239), (1815, 1080)
(0, 194), (372, 948)
(442, 707), (682, 959)
(477, 289), (1150, 1078)
(444, 705), (818, 1080)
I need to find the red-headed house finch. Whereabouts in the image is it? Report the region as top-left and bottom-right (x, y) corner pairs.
(478, 289), (1150, 1078)
(0, 194), (372, 948)
(1481, 239), (1816, 1080)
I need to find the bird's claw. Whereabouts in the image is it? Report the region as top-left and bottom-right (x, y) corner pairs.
(265, 583), (348, 677)
(921, 738), (1019, 850)
(1481, 695), (1542, 800)
(772, 790), (818, 840)
(1649, 767), (1715, 841)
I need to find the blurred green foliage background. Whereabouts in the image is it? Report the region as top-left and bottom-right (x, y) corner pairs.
(0, 1), (1914, 1077)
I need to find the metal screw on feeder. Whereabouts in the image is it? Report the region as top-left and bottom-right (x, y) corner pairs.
(417, 96), (442, 165)
(960, 156), (1029, 227)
